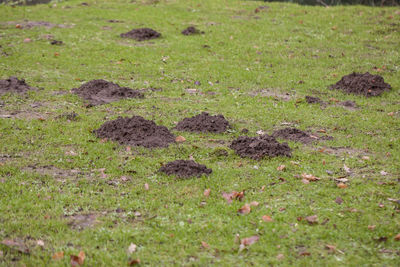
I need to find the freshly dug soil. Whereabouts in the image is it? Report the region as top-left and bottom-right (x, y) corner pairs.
(181, 26), (201, 35)
(159, 160), (212, 178)
(330, 72), (391, 97)
(272, 127), (316, 144)
(120, 28), (161, 41)
(230, 135), (291, 160)
(71, 79), (144, 106)
(0, 77), (36, 94)
(305, 96), (323, 104)
(94, 116), (175, 148)
(175, 112), (230, 133)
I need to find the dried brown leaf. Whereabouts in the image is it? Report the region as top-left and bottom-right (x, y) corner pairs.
(201, 241), (210, 249)
(1, 239), (29, 254)
(203, 188), (211, 198)
(240, 235), (259, 246)
(395, 233), (400, 241)
(262, 215), (273, 222)
(70, 251), (85, 266)
(301, 173), (320, 181)
(277, 165), (286, 171)
(52, 251), (64, 260)
(250, 201), (259, 207)
(238, 204), (251, 214)
(129, 259), (141, 265)
(175, 136), (186, 143)
(305, 215), (318, 224)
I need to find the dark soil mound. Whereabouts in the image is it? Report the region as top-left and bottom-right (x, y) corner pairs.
(159, 160), (212, 178)
(94, 116), (175, 148)
(330, 72), (391, 97)
(272, 127), (316, 144)
(230, 135), (291, 160)
(305, 96), (323, 104)
(72, 79), (144, 106)
(175, 112), (230, 133)
(181, 26), (201, 35)
(120, 28), (161, 41)
(0, 77), (36, 94)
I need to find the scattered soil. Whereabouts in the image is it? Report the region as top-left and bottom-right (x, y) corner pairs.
(159, 160), (212, 178)
(230, 135), (291, 160)
(0, 77), (36, 94)
(330, 72), (391, 97)
(249, 88), (293, 101)
(71, 79), (144, 106)
(66, 214), (98, 230)
(175, 112), (230, 133)
(94, 116), (175, 148)
(56, 112), (79, 121)
(50, 40), (63, 45)
(120, 28), (161, 41)
(305, 95), (323, 104)
(338, 100), (358, 110)
(272, 127), (317, 144)
(23, 165), (85, 183)
(7, 20), (72, 29)
(182, 26), (202, 35)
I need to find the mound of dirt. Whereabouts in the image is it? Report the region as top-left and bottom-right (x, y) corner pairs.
(181, 26), (202, 35)
(71, 79), (144, 106)
(175, 112), (230, 133)
(272, 128), (316, 144)
(330, 72), (391, 97)
(159, 160), (212, 178)
(0, 77), (36, 94)
(230, 135), (291, 160)
(120, 28), (161, 41)
(94, 116), (175, 148)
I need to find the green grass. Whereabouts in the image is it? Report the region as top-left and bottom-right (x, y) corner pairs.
(0, 0), (399, 266)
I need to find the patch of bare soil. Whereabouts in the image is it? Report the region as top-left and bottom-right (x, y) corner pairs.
(5, 20), (73, 29)
(0, 77), (37, 95)
(65, 214), (98, 230)
(230, 135), (291, 160)
(248, 88), (294, 101)
(272, 128), (318, 144)
(182, 26), (203, 35)
(317, 146), (370, 158)
(23, 165), (85, 182)
(337, 100), (358, 110)
(159, 160), (212, 178)
(175, 112), (230, 133)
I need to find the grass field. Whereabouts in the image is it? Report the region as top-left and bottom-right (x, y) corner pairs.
(0, 0), (399, 266)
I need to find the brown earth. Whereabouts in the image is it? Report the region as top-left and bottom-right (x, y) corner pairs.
(94, 116), (175, 148)
(159, 160), (212, 178)
(305, 96), (324, 104)
(175, 112), (230, 133)
(0, 77), (36, 94)
(330, 72), (391, 97)
(181, 26), (202, 35)
(230, 135), (291, 160)
(71, 79), (144, 106)
(120, 28), (161, 41)
(272, 127), (318, 144)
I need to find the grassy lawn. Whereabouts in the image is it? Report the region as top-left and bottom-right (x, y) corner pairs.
(0, 0), (399, 265)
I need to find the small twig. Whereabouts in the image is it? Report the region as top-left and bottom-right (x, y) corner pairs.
(316, 0), (329, 7)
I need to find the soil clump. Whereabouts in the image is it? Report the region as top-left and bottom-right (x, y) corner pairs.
(181, 26), (202, 35)
(305, 96), (323, 104)
(71, 79), (144, 106)
(0, 77), (36, 94)
(272, 127), (317, 144)
(230, 135), (291, 160)
(175, 112), (230, 133)
(120, 28), (161, 41)
(94, 116), (175, 148)
(330, 72), (391, 97)
(159, 160), (212, 178)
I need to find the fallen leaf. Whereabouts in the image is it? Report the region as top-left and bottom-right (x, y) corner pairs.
(368, 225), (376, 230)
(52, 251), (64, 260)
(387, 112), (394, 116)
(222, 191), (244, 204)
(201, 241), (210, 249)
(276, 253), (284, 260)
(301, 178), (310, 184)
(260, 185), (266, 191)
(16, 24), (22, 28)
(395, 233), (400, 241)
(128, 259), (141, 265)
(126, 146), (131, 152)
(70, 251), (85, 266)
(54, 52), (60, 57)
(203, 188), (211, 197)
(343, 164), (351, 173)
(277, 165), (286, 171)
(380, 170), (388, 176)
(299, 251), (311, 256)
(337, 183), (347, 188)
(175, 136), (186, 143)
(325, 244), (336, 253)
(239, 235), (259, 251)
(23, 38), (32, 43)
(238, 204), (251, 214)
(335, 197), (343, 205)
(305, 215), (318, 224)
(144, 183), (149, 190)
(250, 201), (259, 207)
(128, 243), (137, 254)
(36, 240), (44, 247)
(301, 173), (320, 181)
(262, 215), (273, 222)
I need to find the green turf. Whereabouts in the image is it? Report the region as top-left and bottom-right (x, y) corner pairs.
(0, 0), (399, 266)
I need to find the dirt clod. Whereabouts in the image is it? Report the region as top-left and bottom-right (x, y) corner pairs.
(305, 96), (323, 104)
(272, 128), (317, 144)
(175, 112), (230, 133)
(181, 26), (202, 35)
(71, 79), (144, 106)
(0, 77), (36, 94)
(230, 135), (291, 160)
(159, 160), (212, 178)
(330, 72), (391, 97)
(120, 28), (161, 41)
(94, 116), (175, 148)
